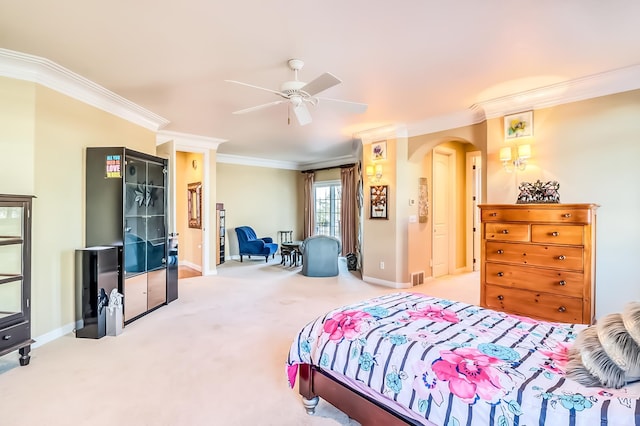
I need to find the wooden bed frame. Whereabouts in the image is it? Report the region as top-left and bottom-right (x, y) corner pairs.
(297, 363), (425, 425)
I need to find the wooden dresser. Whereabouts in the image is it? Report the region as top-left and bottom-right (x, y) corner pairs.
(479, 203), (598, 324)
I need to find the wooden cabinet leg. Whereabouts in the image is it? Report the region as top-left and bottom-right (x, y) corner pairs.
(18, 345), (31, 366)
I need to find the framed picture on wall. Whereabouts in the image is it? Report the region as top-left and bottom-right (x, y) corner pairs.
(371, 140), (387, 160)
(418, 177), (428, 223)
(504, 110), (533, 140)
(370, 185), (388, 219)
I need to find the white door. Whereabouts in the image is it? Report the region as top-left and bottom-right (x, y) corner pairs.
(432, 148), (455, 277)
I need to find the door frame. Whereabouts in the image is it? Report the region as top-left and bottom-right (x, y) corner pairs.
(431, 146), (456, 277)
(466, 151), (482, 272)
(157, 131), (225, 276)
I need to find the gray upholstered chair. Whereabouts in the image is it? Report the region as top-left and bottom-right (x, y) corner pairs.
(300, 235), (342, 277)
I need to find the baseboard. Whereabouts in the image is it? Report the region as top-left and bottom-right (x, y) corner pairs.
(33, 321), (77, 348)
(203, 267), (219, 276)
(362, 275), (412, 289)
(180, 260), (201, 271)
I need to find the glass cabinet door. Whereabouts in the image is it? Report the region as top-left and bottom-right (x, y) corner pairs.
(124, 157), (148, 275)
(123, 156), (166, 276)
(146, 160), (166, 271)
(0, 203), (26, 323)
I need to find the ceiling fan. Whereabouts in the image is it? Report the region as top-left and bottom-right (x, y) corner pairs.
(225, 59), (368, 126)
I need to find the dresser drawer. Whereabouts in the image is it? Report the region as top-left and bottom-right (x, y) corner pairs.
(481, 207), (592, 224)
(484, 262), (584, 297)
(484, 285), (583, 323)
(484, 223), (529, 242)
(531, 224), (583, 245)
(485, 241), (584, 270)
(0, 321), (31, 353)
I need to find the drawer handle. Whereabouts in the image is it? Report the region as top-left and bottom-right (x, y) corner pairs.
(559, 280), (567, 286)
(497, 249), (504, 254)
(551, 231), (560, 237)
(558, 306), (566, 313)
(2, 335), (11, 340)
(563, 213), (572, 218)
(497, 295), (504, 301)
(497, 272), (504, 277)
(558, 255), (566, 260)
(502, 229), (509, 234)
(490, 212), (497, 217)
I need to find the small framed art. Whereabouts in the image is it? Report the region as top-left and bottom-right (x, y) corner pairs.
(504, 110), (533, 140)
(370, 185), (388, 219)
(418, 177), (428, 223)
(371, 141), (387, 161)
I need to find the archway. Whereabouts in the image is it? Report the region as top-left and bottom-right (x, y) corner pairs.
(407, 135), (483, 280)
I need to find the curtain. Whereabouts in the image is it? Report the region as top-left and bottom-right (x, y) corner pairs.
(303, 172), (315, 238)
(340, 166), (356, 256)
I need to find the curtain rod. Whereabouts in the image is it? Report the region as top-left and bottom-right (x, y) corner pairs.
(300, 163), (356, 173)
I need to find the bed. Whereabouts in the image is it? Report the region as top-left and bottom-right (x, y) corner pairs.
(286, 292), (640, 425)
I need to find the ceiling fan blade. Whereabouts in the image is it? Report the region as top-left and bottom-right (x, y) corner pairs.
(232, 100), (285, 114)
(316, 97), (368, 113)
(301, 72), (341, 96)
(225, 80), (285, 97)
(293, 103), (312, 126)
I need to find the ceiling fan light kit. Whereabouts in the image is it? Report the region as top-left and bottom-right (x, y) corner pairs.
(226, 58), (367, 125)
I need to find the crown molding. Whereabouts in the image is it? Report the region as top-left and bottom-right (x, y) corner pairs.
(298, 154), (358, 171)
(355, 124), (408, 144)
(403, 63), (640, 135)
(4, 48), (638, 164)
(216, 153), (300, 170)
(0, 48), (169, 131)
(406, 109), (485, 138)
(156, 130), (227, 151)
(471, 63), (640, 119)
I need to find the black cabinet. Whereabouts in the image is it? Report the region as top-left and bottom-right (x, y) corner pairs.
(0, 194), (35, 366)
(217, 209), (225, 265)
(85, 147), (173, 324)
(75, 246), (119, 339)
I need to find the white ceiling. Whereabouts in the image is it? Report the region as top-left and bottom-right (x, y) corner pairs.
(2, 1), (640, 166)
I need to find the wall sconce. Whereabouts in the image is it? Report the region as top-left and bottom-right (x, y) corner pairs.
(500, 144), (531, 172)
(366, 164), (383, 182)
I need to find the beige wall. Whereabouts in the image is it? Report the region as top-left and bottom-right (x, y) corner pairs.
(486, 89), (640, 318)
(362, 139), (399, 284)
(1, 77), (156, 338)
(0, 77), (35, 194)
(216, 163), (302, 257)
(176, 151), (204, 269)
(365, 123), (486, 286)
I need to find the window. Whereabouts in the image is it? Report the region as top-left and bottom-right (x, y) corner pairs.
(314, 181), (341, 238)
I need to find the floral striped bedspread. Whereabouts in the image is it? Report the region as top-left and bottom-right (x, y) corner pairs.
(287, 292), (640, 425)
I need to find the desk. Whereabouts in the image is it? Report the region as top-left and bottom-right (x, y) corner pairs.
(281, 240), (303, 266)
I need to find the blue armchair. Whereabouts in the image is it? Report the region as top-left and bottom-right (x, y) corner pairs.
(235, 226), (278, 263)
(300, 235), (342, 277)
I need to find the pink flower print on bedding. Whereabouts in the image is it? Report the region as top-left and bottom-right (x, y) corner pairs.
(407, 304), (460, 323)
(323, 310), (372, 341)
(431, 347), (507, 404)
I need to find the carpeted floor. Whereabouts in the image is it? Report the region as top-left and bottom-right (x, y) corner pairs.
(0, 257), (479, 425)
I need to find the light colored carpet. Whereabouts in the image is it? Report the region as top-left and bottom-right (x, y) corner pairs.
(0, 257), (479, 425)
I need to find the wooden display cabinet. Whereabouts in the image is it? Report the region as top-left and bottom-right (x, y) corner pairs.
(0, 194), (35, 366)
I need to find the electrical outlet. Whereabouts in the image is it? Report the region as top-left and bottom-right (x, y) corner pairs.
(380, 261), (385, 269)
